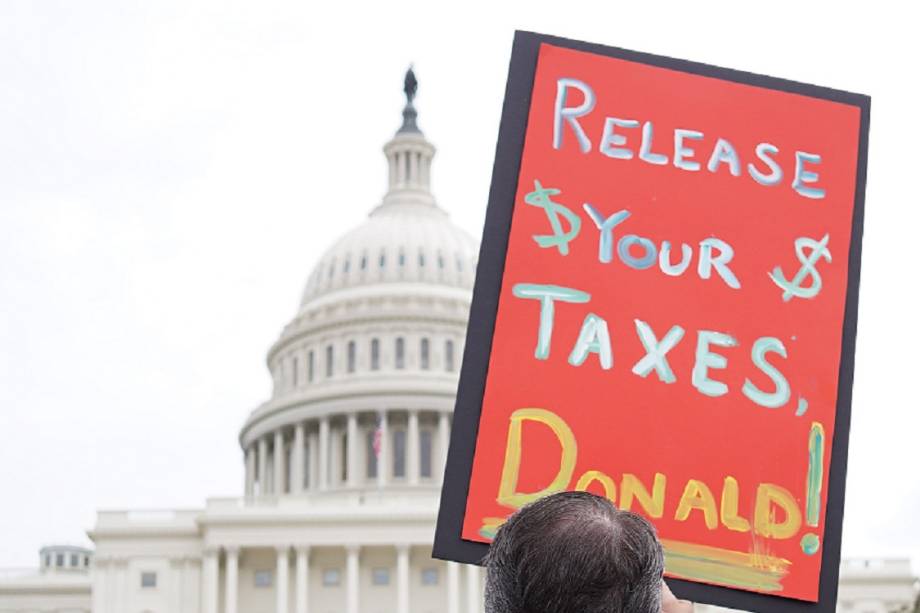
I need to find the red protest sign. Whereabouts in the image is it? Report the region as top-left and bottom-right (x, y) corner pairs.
(434, 32), (869, 613)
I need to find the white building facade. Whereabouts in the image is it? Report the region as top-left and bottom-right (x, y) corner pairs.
(87, 72), (480, 613)
(0, 72), (916, 613)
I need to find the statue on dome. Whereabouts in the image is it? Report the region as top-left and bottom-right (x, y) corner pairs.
(398, 65), (421, 133)
(404, 65), (418, 103)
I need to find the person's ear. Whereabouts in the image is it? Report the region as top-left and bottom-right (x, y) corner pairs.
(660, 580), (694, 612)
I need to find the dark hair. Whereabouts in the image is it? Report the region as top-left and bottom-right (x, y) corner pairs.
(484, 491), (664, 613)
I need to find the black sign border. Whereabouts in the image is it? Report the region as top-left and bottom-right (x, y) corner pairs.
(433, 30), (870, 613)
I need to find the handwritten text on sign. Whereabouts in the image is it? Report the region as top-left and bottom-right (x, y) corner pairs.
(461, 44), (861, 602)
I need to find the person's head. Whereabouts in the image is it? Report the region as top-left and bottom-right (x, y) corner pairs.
(484, 491), (664, 613)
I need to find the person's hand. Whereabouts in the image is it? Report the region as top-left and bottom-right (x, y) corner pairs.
(661, 580), (694, 612)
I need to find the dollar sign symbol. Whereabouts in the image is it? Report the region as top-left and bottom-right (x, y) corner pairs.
(769, 234), (832, 302)
(524, 180), (581, 255)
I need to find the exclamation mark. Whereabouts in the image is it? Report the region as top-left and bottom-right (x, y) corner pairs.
(801, 421), (825, 555)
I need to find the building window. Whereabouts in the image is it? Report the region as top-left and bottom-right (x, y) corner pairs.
(418, 251), (425, 267)
(438, 252), (445, 269)
(366, 429), (378, 479)
(141, 572), (157, 588)
(420, 338), (430, 370)
(292, 356), (299, 386)
(56, 554), (64, 567)
(360, 253), (367, 270)
(393, 430), (407, 478)
(323, 569), (341, 587)
(399, 251), (406, 267)
(254, 570), (273, 588)
(370, 338), (380, 370)
(44, 554), (51, 567)
(372, 568), (390, 586)
(421, 567), (439, 586)
(379, 252), (386, 268)
(420, 429), (433, 478)
(445, 340), (455, 372)
(344, 257), (350, 273)
(308, 350), (315, 382)
(395, 337), (405, 370)
(347, 341), (356, 374)
(70, 554), (79, 567)
(326, 345), (334, 377)
(84, 556), (90, 567)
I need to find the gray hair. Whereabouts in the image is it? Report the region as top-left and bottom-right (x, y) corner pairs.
(484, 491), (664, 613)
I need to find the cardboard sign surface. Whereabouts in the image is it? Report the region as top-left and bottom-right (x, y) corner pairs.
(434, 32), (869, 613)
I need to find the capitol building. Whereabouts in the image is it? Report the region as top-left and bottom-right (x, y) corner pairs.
(0, 71), (916, 613)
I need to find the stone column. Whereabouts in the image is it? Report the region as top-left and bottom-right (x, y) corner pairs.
(407, 410), (420, 485)
(438, 412), (450, 483)
(347, 413), (359, 487)
(319, 417), (330, 490)
(90, 556), (108, 613)
(274, 429), (285, 495)
(170, 557), (186, 613)
(330, 426), (341, 485)
(202, 548), (220, 613)
(346, 545), (360, 613)
(295, 546), (310, 613)
(409, 149), (419, 186)
(308, 430), (319, 490)
(446, 561), (459, 613)
(105, 557), (117, 613)
(292, 423), (305, 494)
(396, 544), (410, 613)
(186, 557), (201, 612)
(224, 547), (239, 613)
(465, 564), (480, 613)
(245, 446), (255, 497)
(276, 546), (289, 613)
(377, 410), (388, 488)
(258, 438), (269, 496)
(115, 559), (128, 613)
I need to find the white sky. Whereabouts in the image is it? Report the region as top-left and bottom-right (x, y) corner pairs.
(0, 0), (917, 568)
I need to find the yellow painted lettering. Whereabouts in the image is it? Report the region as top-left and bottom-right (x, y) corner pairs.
(496, 408), (577, 509)
(575, 470), (617, 502)
(674, 479), (718, 530)
(754, 483), (802, 539)
(619, 472), (666, 518)
(720, 476), (751, 532)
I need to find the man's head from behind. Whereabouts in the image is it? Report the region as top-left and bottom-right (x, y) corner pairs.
(484, 491), (664, 613)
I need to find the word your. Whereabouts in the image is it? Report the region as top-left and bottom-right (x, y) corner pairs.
(514, 283), (793, 409)
(554, 77), (826, 199)
(496, 407), (811, 543)
(525, 181), (740, 289)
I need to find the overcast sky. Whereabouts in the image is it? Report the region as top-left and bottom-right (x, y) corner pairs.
(0, 0), (917, 568)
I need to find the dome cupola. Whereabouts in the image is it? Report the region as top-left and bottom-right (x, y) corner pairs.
(299, 67), (476, 307)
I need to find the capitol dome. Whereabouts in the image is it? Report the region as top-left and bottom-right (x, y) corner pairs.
(298, 195), (477, 308)
(239, 67), (477, 500)
(71, 70), (492, 613)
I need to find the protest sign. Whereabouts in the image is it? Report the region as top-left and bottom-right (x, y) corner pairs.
(434, 31), (869, 612)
